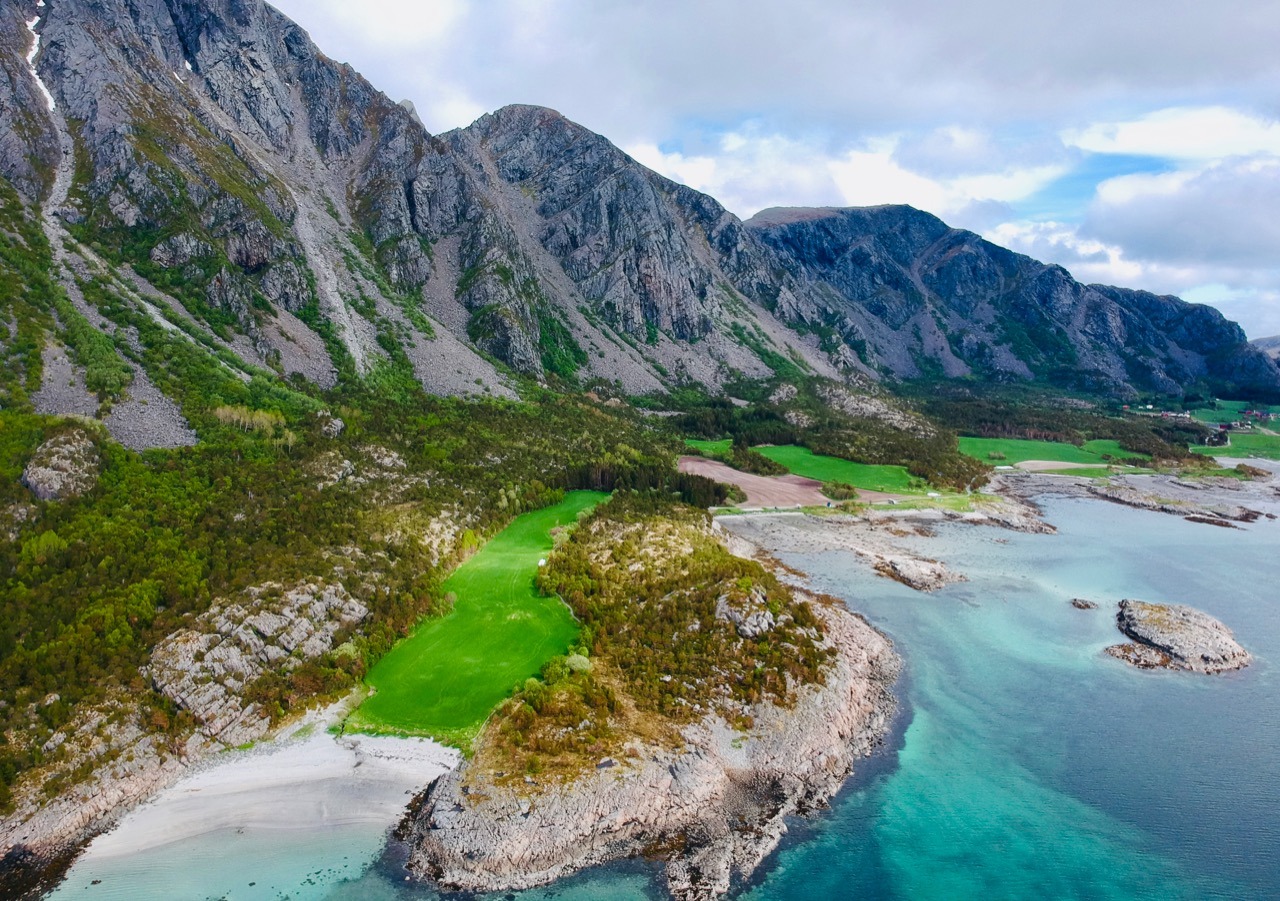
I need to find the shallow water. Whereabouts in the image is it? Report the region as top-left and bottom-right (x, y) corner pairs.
(50, 496), (1280, 900)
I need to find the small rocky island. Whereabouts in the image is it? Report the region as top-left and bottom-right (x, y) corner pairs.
(1105, 600), (1251, 674)
(407, 497), (901, 900)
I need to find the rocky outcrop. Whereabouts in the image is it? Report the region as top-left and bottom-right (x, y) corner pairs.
(409, 601), (899, 900)
(149, 582), (368, 746)
(0, 697), (185, 898)
(21, 429), (100, 501)
(1105, 599), (1251, 674)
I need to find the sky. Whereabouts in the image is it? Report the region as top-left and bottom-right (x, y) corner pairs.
(271, 0), (1280, 338)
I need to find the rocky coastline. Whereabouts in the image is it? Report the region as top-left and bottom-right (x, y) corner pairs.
(408, 594), (900, 900)
(992, 468), (1280, 527)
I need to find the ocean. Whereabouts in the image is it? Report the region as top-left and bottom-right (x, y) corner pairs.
(50, 495), (1280, 900)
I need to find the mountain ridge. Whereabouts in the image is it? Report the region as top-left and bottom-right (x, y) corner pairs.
(1, 0), (1275, 422)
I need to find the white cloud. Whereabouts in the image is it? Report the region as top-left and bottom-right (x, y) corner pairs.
(628, 130), (1064, 222)
(299, 0), (467, 50)
(1083, 155), (1280, 267)
(1065, 107), (1280, 160)
(270, 0), (1280, 141)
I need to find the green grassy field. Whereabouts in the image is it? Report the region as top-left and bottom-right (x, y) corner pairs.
(1189, 400), (1280, 424)
(684, 437), (732, 456)
(1191, 432), (1280, 460)
(752, 445), (919, 492)
(346, 491), (607, 745)
(957, 437), (1148, 465)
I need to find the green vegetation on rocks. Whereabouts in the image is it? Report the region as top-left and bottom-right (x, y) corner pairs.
(473, 493), (831, 780)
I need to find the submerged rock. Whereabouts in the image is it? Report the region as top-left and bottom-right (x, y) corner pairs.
(1071, 598), (1099, 610)
(1105, 599), (1251, 674)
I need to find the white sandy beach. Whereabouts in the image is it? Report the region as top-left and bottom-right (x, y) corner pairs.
(78, 730), (458, 860)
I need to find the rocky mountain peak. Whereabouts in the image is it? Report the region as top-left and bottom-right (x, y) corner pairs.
(2, 0), (1275, 411)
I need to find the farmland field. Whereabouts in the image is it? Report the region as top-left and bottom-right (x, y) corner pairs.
(957, 437), (1148, 465)
(1192, 431), (1280, 461)
(752, 445), (918, 493)
(684, 438), (732, 456)
(346, 491), (607, 745)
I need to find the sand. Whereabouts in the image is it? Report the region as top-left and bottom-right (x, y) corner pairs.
(76, 731), (459, 861)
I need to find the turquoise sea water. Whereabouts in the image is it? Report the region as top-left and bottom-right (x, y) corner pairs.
(51, 496), (1280, 900)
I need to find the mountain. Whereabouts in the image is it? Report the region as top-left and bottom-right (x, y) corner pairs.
(1252, 335), (1280, 361)
(2, 0), (1277, 439)
(747, 206), (1280, 399)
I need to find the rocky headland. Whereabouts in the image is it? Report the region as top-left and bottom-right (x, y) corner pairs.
(405, 498), (903, 900)
(409, 597), (900, 900)
(1105, 599), (1252, 674)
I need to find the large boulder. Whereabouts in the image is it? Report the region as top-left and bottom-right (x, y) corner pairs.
(21, 430), (100, 501)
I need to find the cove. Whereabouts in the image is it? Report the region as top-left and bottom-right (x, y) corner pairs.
(49, 494), (1280, 899)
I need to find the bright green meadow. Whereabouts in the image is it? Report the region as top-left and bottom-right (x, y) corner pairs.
(957, 437), (1148, 466)
(752, 445), (919, 492)
(684, 437), (732, 456)
(1191, 431), (1280, 460)
(345, 491), (607, 745)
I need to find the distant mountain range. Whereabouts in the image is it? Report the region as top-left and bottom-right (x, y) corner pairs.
(1252, 335), (1280, 361)
(4, 0), (1278, 405)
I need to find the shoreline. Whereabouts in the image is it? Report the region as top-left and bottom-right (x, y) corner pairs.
(407, 514), (905, 900)
(36, 703), (458, 899)
(19, 466), (1278, 899)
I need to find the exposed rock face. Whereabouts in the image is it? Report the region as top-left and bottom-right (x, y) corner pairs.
(409, 602), (900, 900)
(8, 2), (1270, 399)
(1106, 599), (1251, 674)
(748, 206), (1280, 400)
(149, 582), (368, 746)
(21, 430), (100, 501)
(715, 584), (776, 638)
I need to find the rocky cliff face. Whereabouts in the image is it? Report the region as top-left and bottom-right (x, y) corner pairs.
(4, 0), (840, 402)
(8, 1), (1268, 403)
(748, 206), (1280, 399)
